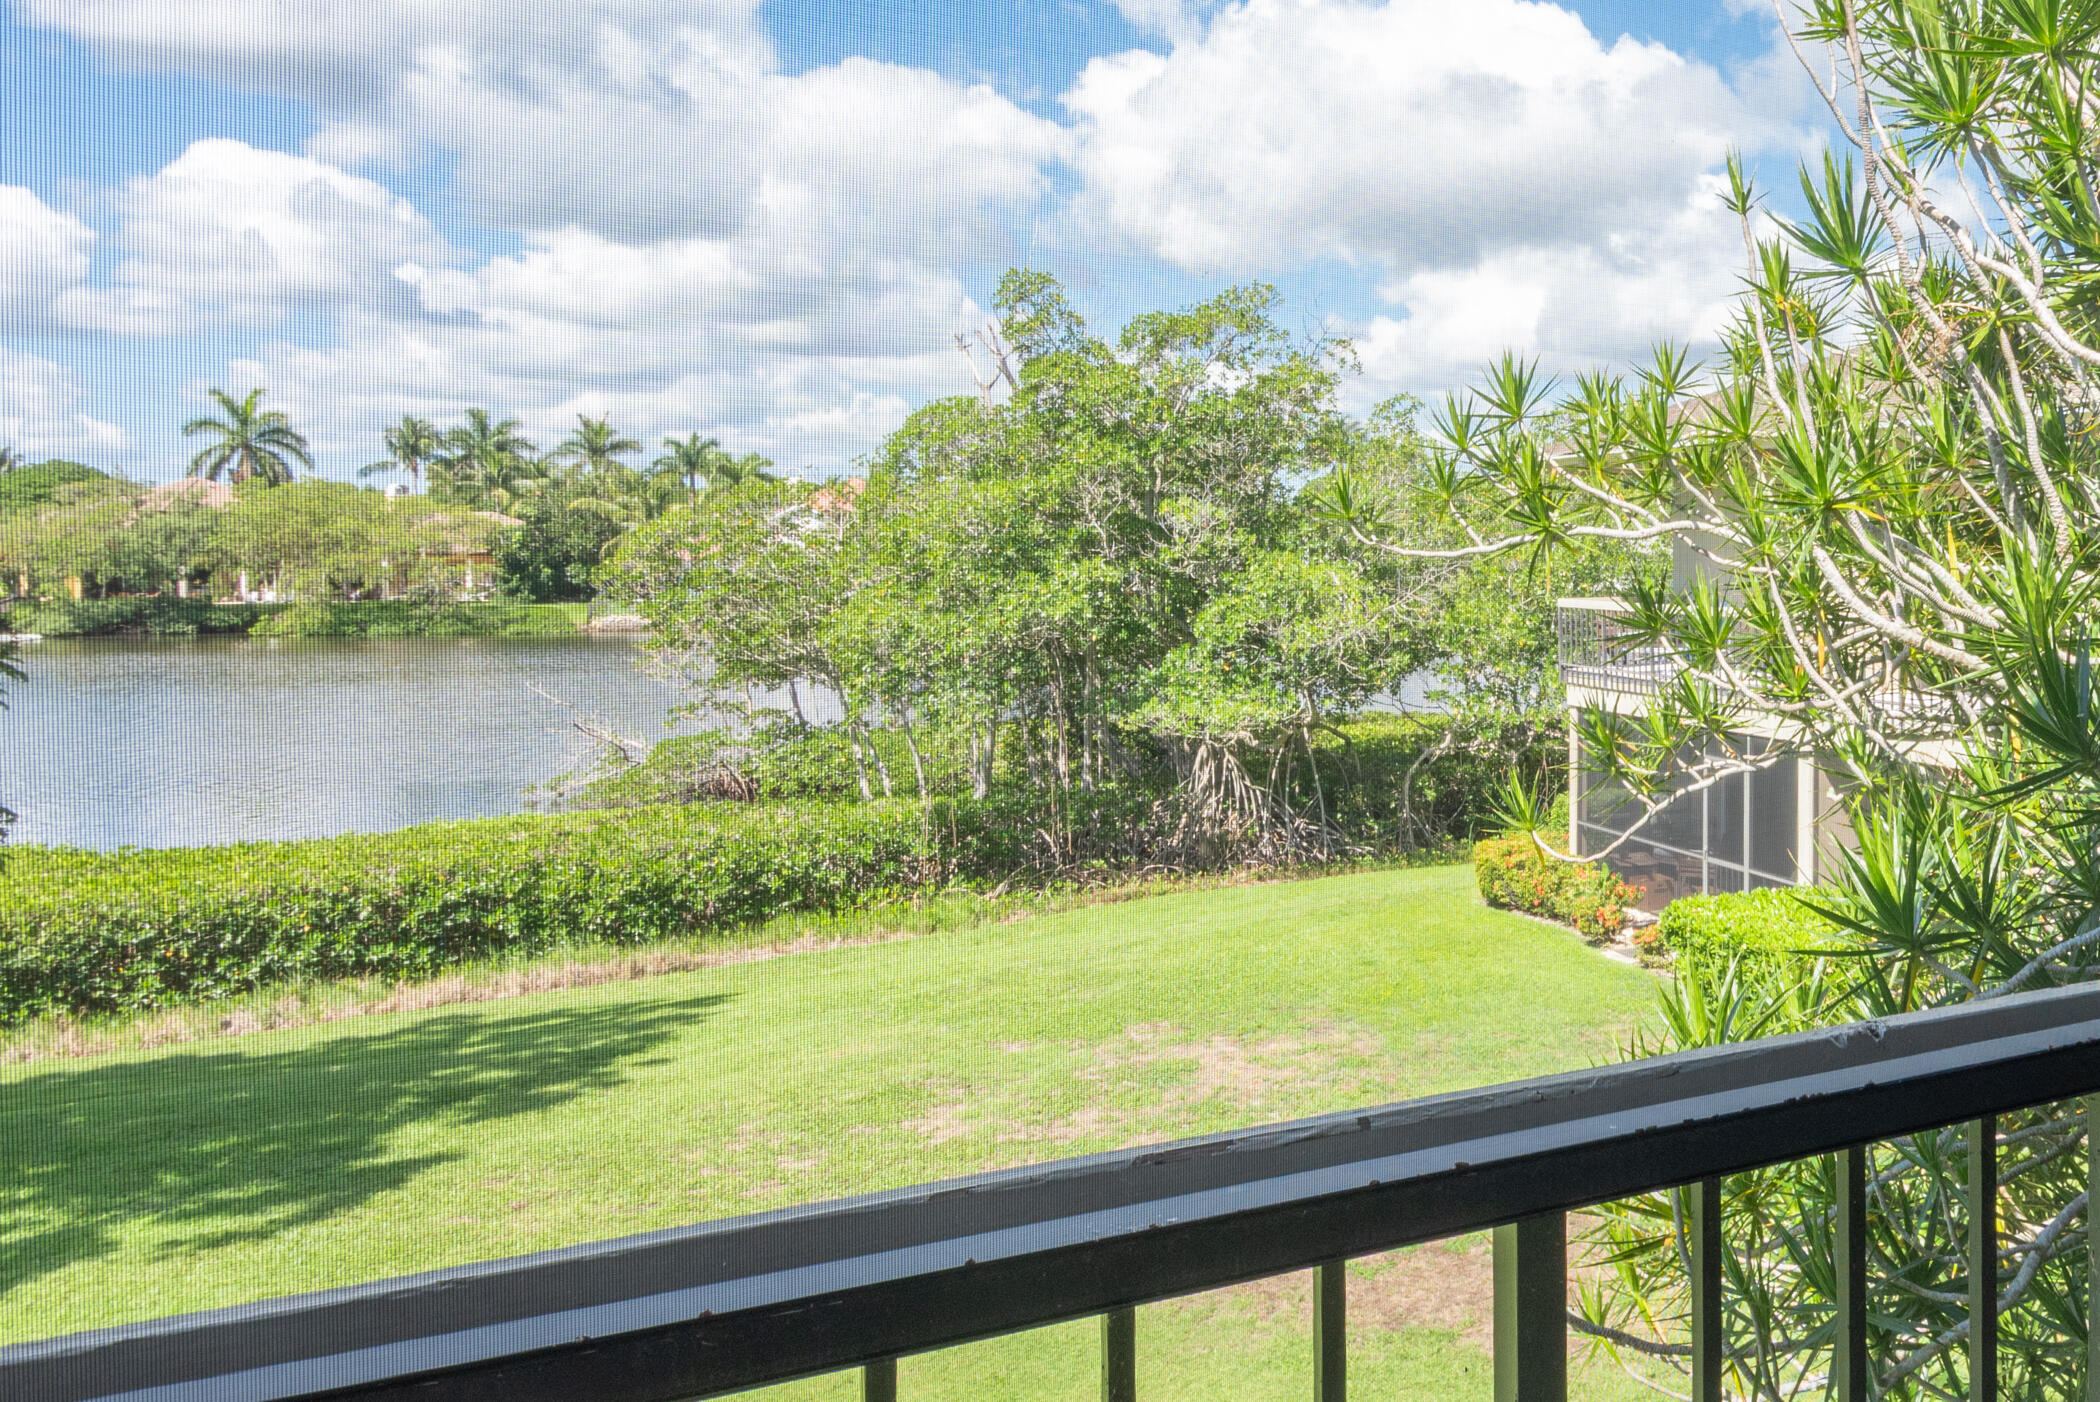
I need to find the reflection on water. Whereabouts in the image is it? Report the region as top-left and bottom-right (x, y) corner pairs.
(0, 637), (708, 850)
(0, 637), (1439, 852)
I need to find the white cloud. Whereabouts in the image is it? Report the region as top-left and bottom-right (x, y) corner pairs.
(13, 0), (1813, 473)
(204, 40), (1058, 470)
(0, 186), (93, 330)
(0, 349), (129, 457)
(18, 2), (1065, 472)
(1349, 177), (1755, 394)
(240, 229), (988, 472)
(49, 139), (448, 336)
(1108, 0), (1226, 44)
(15, 1), (772, 103)
(1066, 0), (1784, 275)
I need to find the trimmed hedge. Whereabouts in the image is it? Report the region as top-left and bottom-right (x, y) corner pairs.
(0, 599), (587, 639)
(1473, 834), (1640, 943)
(0, 799), (1024, 1021)
(1654, 888), (1845, 985)
(3, 598), (276, 637)
(249, 602), (585, 638)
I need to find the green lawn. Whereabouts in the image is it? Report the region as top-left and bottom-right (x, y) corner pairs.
(0, 865), (1662, 1398)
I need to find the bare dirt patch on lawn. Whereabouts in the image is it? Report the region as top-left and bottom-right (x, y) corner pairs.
(1168, 1238), (1497, 1350)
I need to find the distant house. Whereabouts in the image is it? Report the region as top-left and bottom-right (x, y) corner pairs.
(382, 508), (519, 597)
(141, 478), (236, 511)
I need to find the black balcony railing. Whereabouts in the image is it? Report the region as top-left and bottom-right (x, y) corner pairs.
(12, 984), (2100, 1402)
(1556, 596), (1681, 696)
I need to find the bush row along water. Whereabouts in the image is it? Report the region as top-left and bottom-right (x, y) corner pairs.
(1, 597), (589, 638)
(0, 800), (1022, 1020)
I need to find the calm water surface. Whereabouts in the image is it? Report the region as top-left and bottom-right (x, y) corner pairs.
(0, 636), (709, 850)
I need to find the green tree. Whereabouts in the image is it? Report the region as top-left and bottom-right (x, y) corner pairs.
(1319, 4), (2100, 1394)
(206, 480), (401, 599)
(497, 495), (623, 602)
(183, 389), (312, 486)
(652, 433), (724, 507)
(616, 479), (880, 793)
(551, 415), (641, 476)
(358, 416), (442, 494)
(618, 273), (1391, 844)
(0, 447), (23, 475)
(715, 451), (776, 490)
(432, 410), (542, 512)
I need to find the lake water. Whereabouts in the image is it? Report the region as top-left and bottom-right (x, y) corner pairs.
(0, 637), (711, 850)
(0, 637), (1439, 851)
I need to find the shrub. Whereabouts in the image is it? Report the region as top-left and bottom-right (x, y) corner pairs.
(248, 601), (583, 638)
(1315, 712), (1562, 848)
(0, 460), (107, 517)
(497, 497), (623, 602)
(0, 799), (1025, 1021)
(2, 597), (273, 637)
(578, 710), (1557, 854)
(573, 723), (968, 807)
(1654, 887), (1845, 987)
(1473, 833), (1640, 943)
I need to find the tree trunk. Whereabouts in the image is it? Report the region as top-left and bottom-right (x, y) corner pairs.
(867, 713), (894, 799)
(832, 677), (873, 802)
(1080, 648), (1099, 793)
(1018, 704), (1046, 789)
(1301, 723), (1331, 859)
(970, 714), (997, 800)
(845, 719), (875, 802)
(899, 702), (929, 799)
(1050, 662), (1072, 792)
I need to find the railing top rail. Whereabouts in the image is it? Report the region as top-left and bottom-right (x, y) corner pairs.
(1555, 596), (1631, 613)
(17, 984), (2100, 1402)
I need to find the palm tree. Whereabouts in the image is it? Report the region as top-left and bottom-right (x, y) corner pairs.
(720, 451), (777, 489)
(183, 389), (312, 486)
(551, 414), (641, 477)
(433, 409), (540, 512)
(358, 415), (442, 493)
(652, 433), (723, 506)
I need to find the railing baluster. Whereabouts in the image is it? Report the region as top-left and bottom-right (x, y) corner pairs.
(1314, 1259), (1346, 1402)
(1833, 1146), (1869, 1402)
(1493, 1211), (1566, 1402)
(862, 1356), (897, 1402)
(1689, 1177), (1723, 1402)
(2089, 1096), (2100, 1402)
(1101, 1306), (1136, 1402)
(1971, 1115), (1998, 1402)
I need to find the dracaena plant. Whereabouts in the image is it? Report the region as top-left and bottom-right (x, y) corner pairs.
(1318, 1), (2100, 1395)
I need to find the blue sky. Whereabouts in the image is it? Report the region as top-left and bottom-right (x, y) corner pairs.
(0, 0), (1820, 482)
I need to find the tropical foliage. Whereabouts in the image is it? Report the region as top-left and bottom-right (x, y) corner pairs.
(0, 477), (508, 602)
(183, 389), (312, 486)
(358, 415), (442, 493)
(0, 397), (779, 605)
(1318, 2), (2100, 1395)
(0, 634), (17, 847)
(612, 272), (1650, 861)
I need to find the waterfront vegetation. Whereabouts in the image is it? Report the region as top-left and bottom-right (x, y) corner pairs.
(0, 861), (1657, 1402)
(1, 596), (593, 639)
(0, 712), (1524, 1022)
(0, 403), (777, 618)
(608, 274), (1655, 871)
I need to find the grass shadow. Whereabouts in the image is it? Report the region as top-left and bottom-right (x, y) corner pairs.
(0, 991), (727, 1299)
